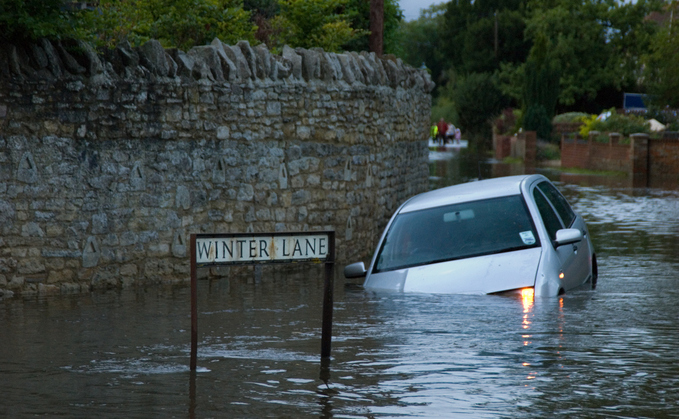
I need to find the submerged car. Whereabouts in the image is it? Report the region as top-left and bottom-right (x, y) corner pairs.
(345, 175), (597, 297)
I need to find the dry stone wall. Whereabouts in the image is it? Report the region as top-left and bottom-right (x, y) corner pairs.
(0, 39), (433, 296)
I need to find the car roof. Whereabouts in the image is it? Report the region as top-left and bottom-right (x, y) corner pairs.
(400, 174), (546, 214)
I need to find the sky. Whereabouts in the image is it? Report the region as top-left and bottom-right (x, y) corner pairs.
(399, 0), (446, 21)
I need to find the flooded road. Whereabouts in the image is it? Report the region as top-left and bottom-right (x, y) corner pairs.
(2, 147), (679, 418)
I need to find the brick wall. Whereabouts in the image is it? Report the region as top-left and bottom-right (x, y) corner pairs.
(649, 137), (679, 177)
(560, 132), (679, 186)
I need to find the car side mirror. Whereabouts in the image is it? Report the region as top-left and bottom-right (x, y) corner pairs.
(554, 228), (583, 247)
(344, 262), (367, 279)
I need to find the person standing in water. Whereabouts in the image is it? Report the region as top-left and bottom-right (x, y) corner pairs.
(436, 118), (448, 145)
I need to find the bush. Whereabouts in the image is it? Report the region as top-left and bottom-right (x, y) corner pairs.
(579, 109), (650, 138)
(578, 114), (598, 138)
(492, 108), (519, 136)
(536, 140), (560, 161)
(552, 112), (589, 124)
(0, 0), (80, 41)
(594, 110), (650, 136)
(81, 0), (256, 50)
(523, 104), (552, 140)
(270, 0), (366, 52)
(645, 108), (679, 130)
(453, 72), (508, 138)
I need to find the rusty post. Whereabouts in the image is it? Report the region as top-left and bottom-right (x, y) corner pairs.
(321, 231), (335, 359)
(190, 234), (197, 371)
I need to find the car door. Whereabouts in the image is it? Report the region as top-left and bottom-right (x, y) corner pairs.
(531, 182), (586, 291)
(537, 181), (591, 287)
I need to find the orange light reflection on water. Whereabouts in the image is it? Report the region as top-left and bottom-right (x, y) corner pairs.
(520, 288), (534, 347)
(521, 287), (534, 331)
(519, 289), (536, 382)
(521, 288), (534, 312)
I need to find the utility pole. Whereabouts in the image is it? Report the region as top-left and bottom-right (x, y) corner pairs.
(369, 0), (384, 56)
(494, 10), (499, 59)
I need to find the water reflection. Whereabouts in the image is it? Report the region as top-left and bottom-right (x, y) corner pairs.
(521, 289), (534, 351)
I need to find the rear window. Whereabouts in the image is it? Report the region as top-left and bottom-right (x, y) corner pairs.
(374, 195), (540, 273)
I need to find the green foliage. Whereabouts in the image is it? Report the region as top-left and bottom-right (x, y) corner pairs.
(553, 112), (589, 124)
(341, 0), (403, 54)
(522, 36), (559, 111)
(431, 94), (458, 126)
(269, 0), (365, 52)
(536, 140), (560, 161)
(578, 114), (599, 138)
(243, 0), (280, 19)
(524, 0), (662, 107)
(396, 4), (447, 85)
(81, 0), (256, 50)
(452, 72), (508, 138)
(493, 108), (520, 136)
(520, 34), (559, 139)
(0, 0), (80, 41)
(579, 110), (650, 138)
(596, 112), (650, 136)
(523, 104), (552, 140)
(442, 0), (530, 75)
(643, 19), (679, 108)
(645, 108), (679, 130)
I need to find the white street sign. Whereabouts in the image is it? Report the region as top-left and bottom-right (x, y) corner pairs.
(195, 234), (330, 265)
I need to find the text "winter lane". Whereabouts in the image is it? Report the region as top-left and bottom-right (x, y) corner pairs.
(195, 234), (330, 265)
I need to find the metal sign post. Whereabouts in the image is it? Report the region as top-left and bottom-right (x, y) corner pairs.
(189, 231), (336, 371)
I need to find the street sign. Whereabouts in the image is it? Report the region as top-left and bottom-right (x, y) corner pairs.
(195, 233), (331, 265)
(189, 231), (336, 371)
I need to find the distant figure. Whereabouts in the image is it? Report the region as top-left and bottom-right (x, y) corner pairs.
(445, 124), (455, 144)
(430, 123), (438, 142)
(455, 127), (462, 144)
(436, 118), (448, 145)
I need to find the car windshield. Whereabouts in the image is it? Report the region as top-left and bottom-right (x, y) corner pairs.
(374, 195), (540, 272)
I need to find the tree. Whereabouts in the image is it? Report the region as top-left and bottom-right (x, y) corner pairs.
(442, 0), (530, 75)
(269, 0), (366, 52)
(521, 34), (559, 139)
(341, 0), (403, 54)
(523, 0), (662, 110)
(451, 72), (508, 139)
(0, 0), (80, 41)
(396, 4), (447, 86)
(643, 2), (679, 108)
(81, 0), (256, 50)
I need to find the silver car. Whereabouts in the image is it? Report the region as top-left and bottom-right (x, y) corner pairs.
(345, 175), (597, 297)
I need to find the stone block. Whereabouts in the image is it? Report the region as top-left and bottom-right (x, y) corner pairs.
(237, 184), (255, 201)
(82, 236), (100, 268)
(148, 243), (170, 257)
(16, 152), (38, 184)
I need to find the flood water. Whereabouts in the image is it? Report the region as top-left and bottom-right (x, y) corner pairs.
(3, 146), (679, 418)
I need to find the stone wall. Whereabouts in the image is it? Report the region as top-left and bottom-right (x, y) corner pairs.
(0, 39), (433, 296)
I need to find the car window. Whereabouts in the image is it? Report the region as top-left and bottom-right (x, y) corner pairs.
(374, 195), (540, 273)
(533, 188), (563, 242)
(537, 181), (576, 227)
